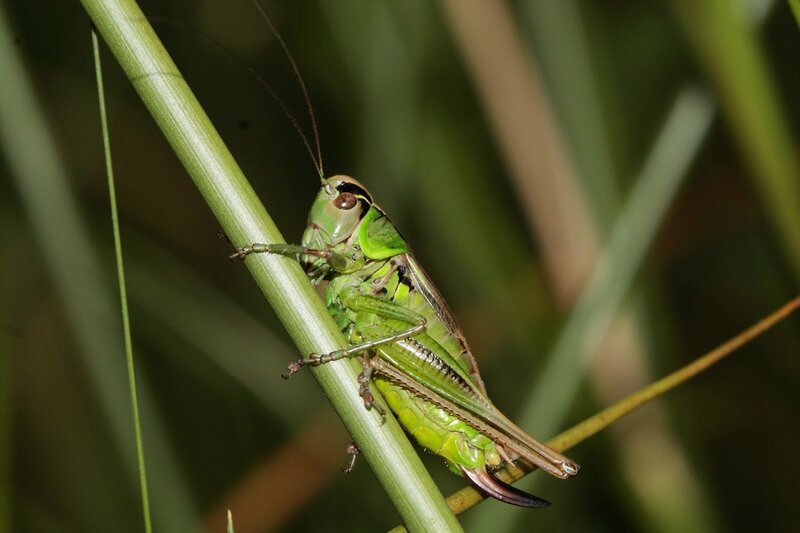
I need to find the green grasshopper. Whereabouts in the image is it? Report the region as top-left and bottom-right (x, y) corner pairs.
(230, 174), (579, 507)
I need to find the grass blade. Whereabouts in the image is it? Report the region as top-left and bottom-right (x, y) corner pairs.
(388, 294), (800, 530)
(450, 294), (800, 514)
(91, 30), (152, 533)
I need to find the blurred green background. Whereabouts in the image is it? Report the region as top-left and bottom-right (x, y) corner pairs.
(2, 0), (800, 531)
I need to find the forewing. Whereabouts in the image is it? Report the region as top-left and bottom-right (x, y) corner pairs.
(399, 253), (488, 394)
(374, 359), (579, 479)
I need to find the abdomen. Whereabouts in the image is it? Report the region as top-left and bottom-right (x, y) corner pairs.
(374, 377), (499, 472)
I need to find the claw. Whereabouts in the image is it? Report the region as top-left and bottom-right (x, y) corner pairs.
(341, 442), (360, 473)
(281, 360), (304, 380)
(281, 353), (323, 379)
(460, 466), (550, 508)
(229, 248), (249, 261)
(357, 387), (387, 424)
(357, 367), (386, 424)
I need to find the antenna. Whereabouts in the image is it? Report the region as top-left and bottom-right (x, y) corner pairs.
(149, 13), (325, 180)
(252, 1), (325, 182)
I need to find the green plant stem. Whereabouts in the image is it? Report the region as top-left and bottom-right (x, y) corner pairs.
(79, 1), (461, 530)
(91, 30), (152, 533)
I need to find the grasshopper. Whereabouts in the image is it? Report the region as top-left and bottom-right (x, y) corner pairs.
(227, 1), (579, 506)
(231, 175), (579, 507)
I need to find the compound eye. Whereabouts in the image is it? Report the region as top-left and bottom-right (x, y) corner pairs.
(334, 192), (358, 210)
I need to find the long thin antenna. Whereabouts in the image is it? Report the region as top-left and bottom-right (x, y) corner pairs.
(149, 16), (324, 180)
(252, 1), (324, 181)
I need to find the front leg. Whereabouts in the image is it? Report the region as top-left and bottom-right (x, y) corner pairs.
(229, 242), (331, 261)
(229, 242), (361, 273)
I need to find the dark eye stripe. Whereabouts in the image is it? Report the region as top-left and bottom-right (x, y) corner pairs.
(335, 182), (372, 203)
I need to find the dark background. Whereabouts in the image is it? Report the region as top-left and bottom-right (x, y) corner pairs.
(2, 1), (799, 531)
